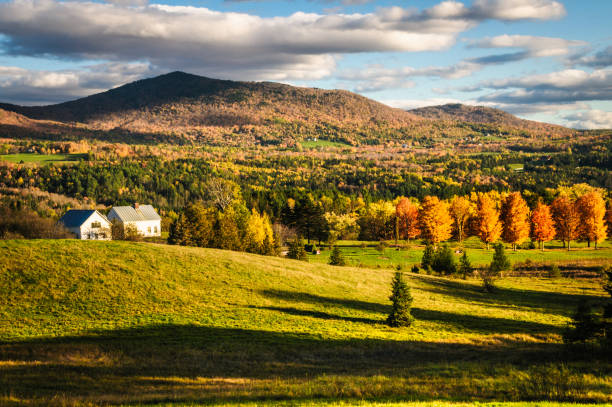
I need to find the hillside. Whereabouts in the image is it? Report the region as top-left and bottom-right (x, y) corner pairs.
(0, 72), (421, 145)
(409, 103), (571, 134)
(0, 239), (609, 406)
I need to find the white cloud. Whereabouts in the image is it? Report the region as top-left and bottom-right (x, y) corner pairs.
(471, 34), (586, 58)
(381, 97), (465, 110)
(563, 109), (612, 129)
(0, 0), (567, 85)
(0, 63), (156, 104)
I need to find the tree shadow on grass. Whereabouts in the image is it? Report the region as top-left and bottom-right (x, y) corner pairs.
(0, 324), (606, 405)
(411, 275), (603, 316)
(260, 289), (559, 334)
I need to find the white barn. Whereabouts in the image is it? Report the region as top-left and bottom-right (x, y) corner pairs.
(58, 210), (111, 240)
(107, 203), (161, 237)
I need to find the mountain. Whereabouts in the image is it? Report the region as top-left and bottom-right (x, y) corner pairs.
(409, 103), (570, 134)
(0, 72), (421, 144)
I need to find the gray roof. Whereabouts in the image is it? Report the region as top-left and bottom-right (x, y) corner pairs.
(59, 210), (107, 228)
(110, 205), (161, 222)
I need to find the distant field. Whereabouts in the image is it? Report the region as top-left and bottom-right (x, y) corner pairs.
(308, 237), (612, 269)
(0, 153), (86, 165)
(0, 239), (610, 406)
(300, 139), (350, 148)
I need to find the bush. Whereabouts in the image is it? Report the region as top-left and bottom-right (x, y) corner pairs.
(548, 264), (562, 279)
(458, 251), (473, 279)
(421, 243), (435, 270)
(386, 272), (414, 327)
(328, 246), (346, 266)
(376, 240), (388, 252)
(287, 237), (308, 261)
(510, 364), (587, 401)
(0, 207), (72, 239)
(431, 244), (457, 275)
(411, 264), (420, 274)
(481, 243), (511, 292)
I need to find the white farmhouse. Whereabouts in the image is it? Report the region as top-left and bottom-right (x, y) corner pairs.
(58, 210), (111, 240)
(107, 203), (162, 237)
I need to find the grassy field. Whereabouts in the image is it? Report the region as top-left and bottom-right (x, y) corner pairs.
(0, 153), (86, 165)
(300, 139), (350, 148)
(0, 239), (610, 406)
(308, 237), (612, 270)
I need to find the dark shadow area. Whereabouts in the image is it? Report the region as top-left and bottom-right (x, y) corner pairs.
(253, 305), (381, 325)
(411, 275), (604, 316)
(0, 324), (608, 405)
(261, 289), (560, 334)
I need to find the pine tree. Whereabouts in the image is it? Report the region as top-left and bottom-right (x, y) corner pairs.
(418, 196), (452, 245)
(501, 192), (530, 251)
(386, 272), (414, 327)
(481, 243), (511, 292)
(287, 236), (308, 261)
(432, 244), (457, 275)
(530, 202), (556, 250)
(328, 246), (346, 266)
(458, 251), (473, 279)
(421, 243), (435, 271)
(474, 193), (502, 250)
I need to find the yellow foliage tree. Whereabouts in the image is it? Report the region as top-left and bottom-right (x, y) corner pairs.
(449, 195), (472, 242)
(551, 195), (580, 250)
(396, 197), (420, 241)
(418, 196), (452, 245)
(576, 191), (608, 249)
(501, 192), (530, 251)
(245, 208), (275, 254)
(474, 193), (502, 250)
(530, 202), (555, 250)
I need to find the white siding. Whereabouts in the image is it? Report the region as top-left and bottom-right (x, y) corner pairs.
(123, 220), (161, 237)
(78, 212), (111, 240)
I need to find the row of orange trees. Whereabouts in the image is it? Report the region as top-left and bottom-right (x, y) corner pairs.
(397, 190), (609, 250)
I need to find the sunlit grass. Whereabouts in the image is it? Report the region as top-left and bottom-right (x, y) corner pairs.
(0, 239), (610, 406)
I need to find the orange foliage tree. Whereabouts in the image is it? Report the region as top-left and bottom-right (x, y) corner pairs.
(501, 192), (530, 251)
(551, 195), (580, 250)
(576, 191), (608, 249)
(530, 202), (555, 250)
(449, 195), (472, 242)
(418, 196), (452, 246)
(474, 193), (502, 250)
(396, 197), (420, 241)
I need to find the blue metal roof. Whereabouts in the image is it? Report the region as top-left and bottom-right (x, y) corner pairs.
(58, 210), (98, 228)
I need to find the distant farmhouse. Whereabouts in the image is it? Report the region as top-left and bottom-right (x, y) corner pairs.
(58, 210), (111, 240)
(107, 203), (162, 237)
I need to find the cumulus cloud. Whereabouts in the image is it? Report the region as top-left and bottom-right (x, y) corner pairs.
(474, 69), (612, 104)
(339, 35), (582, 93)
(568, 45), (612, 68)
(562, 109), (612, 129)
(0, 63), (157, 105)
(0, 0), (567, 83)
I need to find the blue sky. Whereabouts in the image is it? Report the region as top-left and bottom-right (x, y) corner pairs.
(0, 0), (610, 128)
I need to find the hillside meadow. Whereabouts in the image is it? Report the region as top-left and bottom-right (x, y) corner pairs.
(0, 239), (610, 406)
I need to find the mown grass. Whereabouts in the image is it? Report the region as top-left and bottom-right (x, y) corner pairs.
(0, 153), (86, 165)
(0, 239), (610, 406)
(309, 237), (612, 269)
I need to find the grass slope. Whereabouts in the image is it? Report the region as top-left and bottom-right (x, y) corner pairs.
(0, 239), (610, 406)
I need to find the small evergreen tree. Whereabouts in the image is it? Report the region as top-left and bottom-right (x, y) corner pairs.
(563, 301), (602, 343)
(432, 244), (457, 275)
(328, 246), (346, 266)
(421, 243), (435, 270)
(287, 237), (308, 261)
(386, 272), (414, 327)
(458, 251), (473, 279)
(481, 243), (511, 292)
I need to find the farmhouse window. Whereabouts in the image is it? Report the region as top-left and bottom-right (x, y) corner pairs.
(91, 221), (101, 228)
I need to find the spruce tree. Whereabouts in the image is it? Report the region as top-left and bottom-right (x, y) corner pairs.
(481, 243), (511, 292)
(432, 244), (457, 275)
(287, 237), (308, 261)
(421, 243), (435, 270)
(458, 251), (473, 279)
(386, 272), (414, 327)
(328, 246), (346, 266)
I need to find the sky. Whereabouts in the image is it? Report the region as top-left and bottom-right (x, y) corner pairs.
(0, 0), (611, 128)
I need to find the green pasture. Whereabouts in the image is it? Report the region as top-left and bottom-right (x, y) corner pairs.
(0, 239), (610, 406)
(0, 153), (86, 165)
